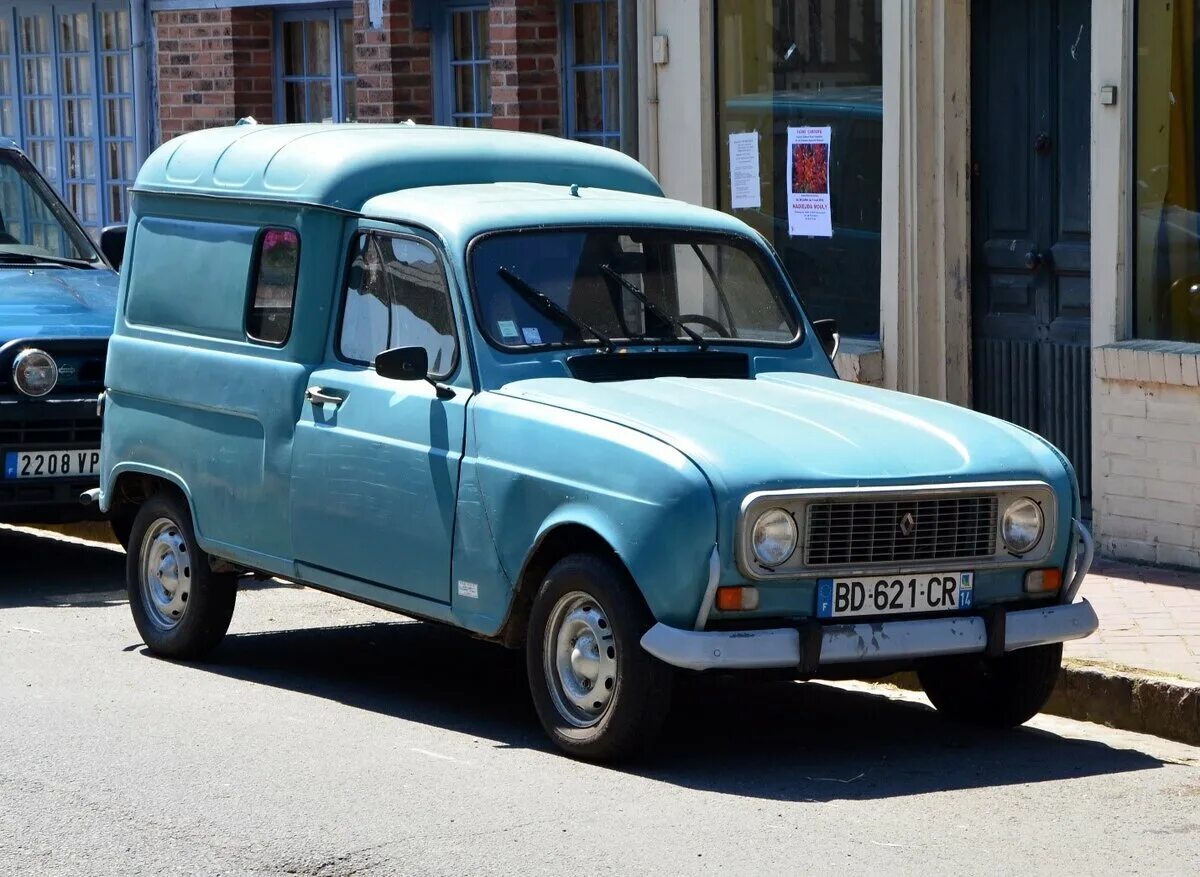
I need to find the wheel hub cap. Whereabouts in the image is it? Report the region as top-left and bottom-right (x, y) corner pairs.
(544, 592), (618, 728)
(139, 518), (192, 631)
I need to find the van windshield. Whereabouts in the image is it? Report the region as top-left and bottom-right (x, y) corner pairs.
(0, 151), (101, 267)
(470, 228), (800, 350)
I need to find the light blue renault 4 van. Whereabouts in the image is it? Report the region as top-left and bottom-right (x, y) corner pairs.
(97, 124), (1098, 760)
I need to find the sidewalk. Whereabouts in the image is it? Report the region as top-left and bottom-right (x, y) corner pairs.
(1065, 559), (1200, 682)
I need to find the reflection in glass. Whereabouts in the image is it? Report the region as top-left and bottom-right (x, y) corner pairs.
(715, 0), (883, 338)
(1135, 1), (1200, 342)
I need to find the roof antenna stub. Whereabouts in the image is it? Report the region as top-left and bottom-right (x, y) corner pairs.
(569, 183), (581, 197)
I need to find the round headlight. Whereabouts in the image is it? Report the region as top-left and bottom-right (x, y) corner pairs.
(12, 348), (58, 397)
(1002, 497), (1044, 554)
(751, 508), (798, 567)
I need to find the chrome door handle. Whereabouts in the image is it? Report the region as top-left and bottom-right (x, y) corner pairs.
(305, 386), (345, 407)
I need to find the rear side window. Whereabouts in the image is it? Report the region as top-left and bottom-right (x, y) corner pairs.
(246, 228), (299, 344)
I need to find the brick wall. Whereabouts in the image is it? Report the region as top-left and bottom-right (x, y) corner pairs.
(352, 0), (433, 123)
(154, 8), (273, 142)
(1094, 343), (1200, 569)
(489, 0), (561, 134)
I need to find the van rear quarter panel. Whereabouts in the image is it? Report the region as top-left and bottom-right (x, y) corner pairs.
(103, 197), (348, 566)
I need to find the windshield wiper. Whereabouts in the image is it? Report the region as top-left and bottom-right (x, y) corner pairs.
(497, 267), (613, 352)
(600, 264), (708, 350)
(0, 252), (99, 269)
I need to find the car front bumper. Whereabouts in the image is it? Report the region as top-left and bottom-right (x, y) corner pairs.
(640, 598), (1099, 672)
(642, 519), (1099, 673)
(0, 395), (103, 523)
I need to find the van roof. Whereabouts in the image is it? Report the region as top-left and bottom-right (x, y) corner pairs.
(133, 123), (664, 211)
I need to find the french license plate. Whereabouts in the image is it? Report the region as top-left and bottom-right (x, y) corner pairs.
(817, 572), (973, 619)
(4, 449), (100, 479)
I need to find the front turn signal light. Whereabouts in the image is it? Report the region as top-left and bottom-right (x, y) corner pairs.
(715, 586), (760, 611)
(1024, 568), (1062, 594)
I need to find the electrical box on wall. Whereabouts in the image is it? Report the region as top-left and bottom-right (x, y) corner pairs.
(652, 34), (669, 65)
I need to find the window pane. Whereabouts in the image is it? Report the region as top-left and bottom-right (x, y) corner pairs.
(283, 21), (304, 76)
(311, 80), (333, 122)
(101, 10), (131, 51)
(573, 2), (601, 64)
(341, 235), (457, 377)
(574, 70), (603, 133)
(715, 0), (884, 339)
(455, 65), (475, 114)
(306, 19), (331, 76)
(284, 81), (305, 122)
(1134, 2), (1200, 341)
(603, 0), (619, 63)
(340, 17), (354, 74)
(248, 228), (299, 344)
(604, 69), (619, 133)
(341, 78), (356, 122)
(477, 63), (491, 118)
(452, 11), (473, 61)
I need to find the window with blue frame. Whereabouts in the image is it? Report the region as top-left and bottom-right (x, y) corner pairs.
(564, 0), (621, 149)
(276, 6), (355, 123)
(0, 2), (139, 238)
(435, 2), (491, 127)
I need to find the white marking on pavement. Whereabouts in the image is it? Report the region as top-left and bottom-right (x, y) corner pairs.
(410, 747), (467, 764)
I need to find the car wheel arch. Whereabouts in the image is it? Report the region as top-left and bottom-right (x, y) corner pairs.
(497, 521), (636, 650)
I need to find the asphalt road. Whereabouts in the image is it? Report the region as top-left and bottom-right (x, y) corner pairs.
(2, 526), (1199, 876)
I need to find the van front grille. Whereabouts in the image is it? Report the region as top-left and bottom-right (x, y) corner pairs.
(804, 495), (998, 567)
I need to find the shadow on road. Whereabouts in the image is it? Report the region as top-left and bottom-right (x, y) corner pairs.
(175, 617), (1169, 802)
(0, 527), (126, 608)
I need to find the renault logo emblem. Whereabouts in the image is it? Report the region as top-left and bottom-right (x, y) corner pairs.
(899, 512), (917, 537)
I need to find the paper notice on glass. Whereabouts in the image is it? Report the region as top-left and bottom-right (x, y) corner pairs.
(729, 131), (761, 210)
(787, 126), (833, 237)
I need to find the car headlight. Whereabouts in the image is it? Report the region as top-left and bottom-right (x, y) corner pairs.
(1002, 497), (1044, 554)
(751, 508), (798, 567)
(12, 348), (58, 397)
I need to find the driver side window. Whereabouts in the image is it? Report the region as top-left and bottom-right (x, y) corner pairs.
(338, 232), (458, 378)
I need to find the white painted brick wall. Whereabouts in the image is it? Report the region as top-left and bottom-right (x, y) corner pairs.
(1095, 343), (1200, 569)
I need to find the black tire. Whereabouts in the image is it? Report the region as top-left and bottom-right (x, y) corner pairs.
(918, 642), (1063, 728)
(526, 553), (673, 762)
(109, 507), (134, 551)
(126, 492), (237, 660)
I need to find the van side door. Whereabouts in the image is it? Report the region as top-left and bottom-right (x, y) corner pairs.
(289, 230), (469, 608)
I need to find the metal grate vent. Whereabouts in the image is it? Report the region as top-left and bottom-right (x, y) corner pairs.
(804, 495), (998, 567)
(0, 418), (102, 447)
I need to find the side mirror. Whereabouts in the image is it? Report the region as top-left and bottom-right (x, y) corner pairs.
(375, 346), (429, 381)
(812, 318), (840, 360)
(99, 224), (127, 271)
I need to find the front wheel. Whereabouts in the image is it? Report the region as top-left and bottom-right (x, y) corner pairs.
(126, 493), (237, 660)
(918, 642), (1063, 728)
(526, 554), (673, 761)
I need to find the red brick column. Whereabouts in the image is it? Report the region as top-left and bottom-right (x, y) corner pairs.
(353, 0), (434, 123)
(154, 8), (273, 142)
(488, 0), (562, 135)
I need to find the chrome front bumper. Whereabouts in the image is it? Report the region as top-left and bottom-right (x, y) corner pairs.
(642, 518), (1099, 673)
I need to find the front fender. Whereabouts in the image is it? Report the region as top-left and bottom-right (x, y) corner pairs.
(472, 393), (717, 629)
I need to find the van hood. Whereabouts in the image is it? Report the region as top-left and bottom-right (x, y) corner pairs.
(495, 372), (1070, 496)
(0, 267), (118, 344)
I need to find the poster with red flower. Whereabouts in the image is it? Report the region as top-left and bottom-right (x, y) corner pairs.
(787, 126), (833, 238)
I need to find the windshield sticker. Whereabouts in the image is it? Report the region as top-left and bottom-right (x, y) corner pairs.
(522, 327), (542, 345)
(497, 320), (519, 340)
(787, 125), (833, 238)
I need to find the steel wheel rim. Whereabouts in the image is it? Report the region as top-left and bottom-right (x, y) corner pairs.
(543, 590), (618, 728)
(139, 517), (192, 631)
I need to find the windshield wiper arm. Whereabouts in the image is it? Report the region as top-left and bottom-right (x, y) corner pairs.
(497, 267), (613, 352)
(600, 264), (708, 350)
(0, 252), (98, 269)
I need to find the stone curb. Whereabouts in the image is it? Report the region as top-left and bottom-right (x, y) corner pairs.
(884, 660), (1200, 747)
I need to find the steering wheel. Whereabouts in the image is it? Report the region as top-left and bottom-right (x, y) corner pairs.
(679, 314), (731, 339)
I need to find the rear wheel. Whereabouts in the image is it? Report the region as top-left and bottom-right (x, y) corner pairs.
(526, 553), (673, 761)
(918, 643), (1063, 728)
(126, 493), (237, 659)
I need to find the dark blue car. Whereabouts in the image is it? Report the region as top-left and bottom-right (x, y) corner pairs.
(0, 138), (118, 533)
